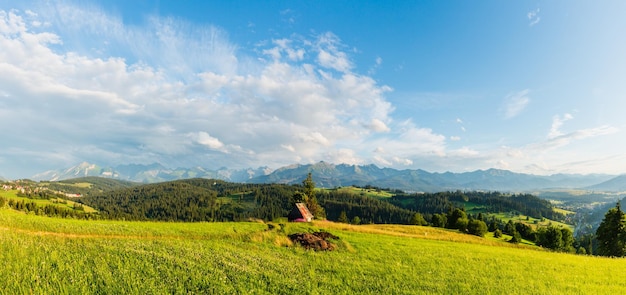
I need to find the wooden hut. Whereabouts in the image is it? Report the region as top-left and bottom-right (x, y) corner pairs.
(288, 203), (314, 222)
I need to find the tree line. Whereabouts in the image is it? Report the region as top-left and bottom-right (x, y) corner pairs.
(78, 177), (416, 224)
(0, 196), (97, 220)
(388, 190), (565, 222)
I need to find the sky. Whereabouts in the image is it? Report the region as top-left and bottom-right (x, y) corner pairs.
(1, 0), (626, 179)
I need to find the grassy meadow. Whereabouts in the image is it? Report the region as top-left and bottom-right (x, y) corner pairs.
(0, 190), (98, 213)
(326, 186), (395, 198)
(1, 208), (625, 294)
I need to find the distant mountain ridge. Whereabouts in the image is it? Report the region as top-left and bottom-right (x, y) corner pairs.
(585, 175), (626, 192)
(32, 162), (272, 183)
(31, 161), (620, 192)
(248, 162), (616, 193)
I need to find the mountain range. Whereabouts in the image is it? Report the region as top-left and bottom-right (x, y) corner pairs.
(31, 162), (272, 184)
(27, 161), (626, 193)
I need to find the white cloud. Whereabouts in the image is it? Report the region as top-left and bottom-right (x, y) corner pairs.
(548, 113), (574, 139)
(392, 157), (413, 166)
(484, 123), (621, 175)
(325, 149), (362, 165)
(501, 89), (530, 119)
(3, 2), (620, 178)
(193, 132), (225, 151)
(367, 118), (390, 132)
(315, 32), (352, 73)
(535, 125), (619, 152)
(450, 147), (479, 157)
(366, 120), (447, 164)
(298, 132), (331, 147)
(373, 155), (392, 166)
(527, 8), (541, 27)
(281, 144), (296, 152)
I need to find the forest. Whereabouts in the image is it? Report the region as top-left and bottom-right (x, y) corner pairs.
(388, 190), (566, 222)
(73, 178), (564, 226)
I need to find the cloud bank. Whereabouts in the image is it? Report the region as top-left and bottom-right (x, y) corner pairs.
(0, 4), (449, 177)
(0, 2), (622, 178)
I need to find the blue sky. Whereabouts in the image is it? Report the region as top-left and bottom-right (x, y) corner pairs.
(1, 0), (625, 178)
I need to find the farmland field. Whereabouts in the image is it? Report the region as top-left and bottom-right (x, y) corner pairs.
(1, 208), (625, 294)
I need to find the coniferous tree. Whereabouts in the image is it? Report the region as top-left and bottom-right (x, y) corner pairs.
(596, 202), (626, 257)
(302, 173), (325, 219)
(338, 211), (349, 223)
(560, 228), (575, 253)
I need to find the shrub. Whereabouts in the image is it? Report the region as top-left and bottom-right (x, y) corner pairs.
(467, 219), (488, 237)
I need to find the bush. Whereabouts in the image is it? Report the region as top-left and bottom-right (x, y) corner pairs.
(409, 213), (428, 226)
(431, 213), (447, 228)
(467, 220), (488, 237)
(509, 231), (522, 244)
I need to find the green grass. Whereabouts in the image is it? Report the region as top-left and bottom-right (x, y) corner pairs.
(490, 212), (572, 230)
(1, 208), (625, 294)
(462, 202), (489, 213)
(45, 182), (94, 189)
(553, 207), (576, 215)
(327, 186), (395, 198)
(0, 190), (98, 213)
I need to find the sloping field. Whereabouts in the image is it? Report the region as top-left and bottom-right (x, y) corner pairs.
(0, 190), (98, 213)
(0, 208), (624, 294)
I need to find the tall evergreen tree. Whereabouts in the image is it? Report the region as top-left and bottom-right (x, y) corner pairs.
(596, 202), (626, 257)
(302, 173), (325, 219)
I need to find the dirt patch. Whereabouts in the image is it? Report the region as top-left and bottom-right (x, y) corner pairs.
(288, 231), (339, 251)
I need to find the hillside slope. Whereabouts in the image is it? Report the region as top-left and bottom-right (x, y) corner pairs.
(0, 209), (624, 294)
(585, 174), (626, 192)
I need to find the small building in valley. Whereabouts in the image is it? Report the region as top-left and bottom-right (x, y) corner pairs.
(288, 203), (314, 222)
